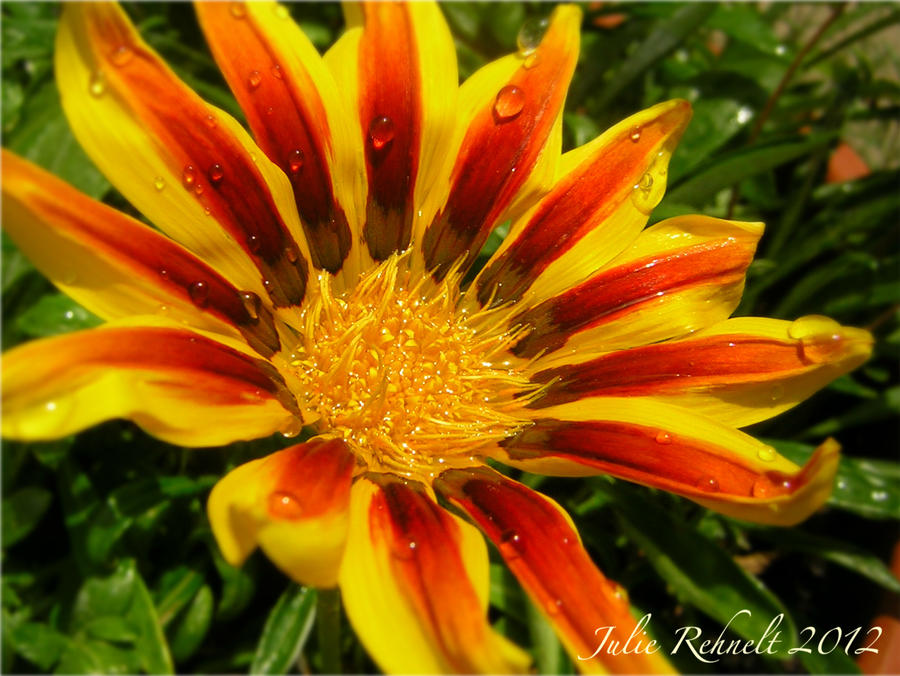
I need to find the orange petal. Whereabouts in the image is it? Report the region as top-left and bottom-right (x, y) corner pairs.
(339, 474), (530, 674)
(57, 2), (310, 308)
(436, 466), (674, 674)
(208, 437), (355, 587)
(2, 150), (280, 357)
(421, 5), (581, 280)
(196, 1), (356, 274)
(1, 325), (298, 447)
(475, 99), (692, 308)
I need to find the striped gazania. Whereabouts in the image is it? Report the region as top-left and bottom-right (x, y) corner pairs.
(1, 2), (873, 673)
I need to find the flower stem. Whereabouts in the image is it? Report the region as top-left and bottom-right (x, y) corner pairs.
(317, 587), (342, 674)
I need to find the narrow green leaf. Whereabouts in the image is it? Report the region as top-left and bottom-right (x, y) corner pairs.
(155, 566), (206, 627)
(125, 561), (174, 675)
(7, 622), (67, 671)
(2, 486), (52, 547)
(15, 293), (102, 338)
(525, 596), (566, 675)
(168, 585), (214, 662)
(251, 585), (317, 675)
(598, 479), (798, 656)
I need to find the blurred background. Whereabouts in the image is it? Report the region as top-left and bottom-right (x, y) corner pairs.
(2, 2), (898, 673)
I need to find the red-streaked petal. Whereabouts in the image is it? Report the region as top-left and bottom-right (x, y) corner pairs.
(1, 325), (299, 447)
(475, 99), (692, 307)
(422, 5), (581, 280)
(495, 397), (839, 526)
(57, 3), (310, 308)
(2, 150), (280, 357)
(196, 1), (355, 274)
(436, 466), (674, 674)
(339, 474), (530, 674)
(512, 215), (762, 359)
(529, 316), (873, 426)
(208, 437), (355, 587)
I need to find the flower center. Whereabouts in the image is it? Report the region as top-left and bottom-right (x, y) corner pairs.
(288, 254), (537, 477)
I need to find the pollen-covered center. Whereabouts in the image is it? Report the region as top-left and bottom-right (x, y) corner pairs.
(288, 256), (537, 476)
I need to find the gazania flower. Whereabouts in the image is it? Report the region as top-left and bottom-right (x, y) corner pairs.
(1, 2), (873, 673)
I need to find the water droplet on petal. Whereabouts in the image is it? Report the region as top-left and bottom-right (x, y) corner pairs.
(637, 172), (653, 192)
(695, 476), (719, 492)
(247, 234), (262, 254)
(205, 114), (218, 129)
(248, 70), (262, 90)
(188, 280), (209, 307)
(517, 16), (549, 54)
(284, 245), (299, 264)
(629, 154), (669, 215)
(268, 491), (304, 519)
(159, 269), (170, 281)
(655, 431), (672, 445)
(182, 165), (196, 188)
(287, 148), (304, 173)
(109, 45), (134, 67)
(757, 445), (776, 462)
(272, 64), (283, 80)
(391, 537), (418, 560)
(229, 2), (246, 19)
(493, 85), (525, 121)
(769, 384), (785, 402)
(544, 598), (563, 616)
(630, 126), (642, 142)
(153, 176), (165, 191)
(89, 70), (106, 97)
(498, 530), (521, 560)
(194, 183), (204, 196)
(208, 163), (224, 185)
(240, 291), (261, 321)
(751, 478), (773, 498)
(368, 115), (395, 150)
(280, 418), (303, 438)
(872, 490), (889, 502)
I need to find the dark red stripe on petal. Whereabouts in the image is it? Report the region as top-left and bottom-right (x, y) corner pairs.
(264, 438), (356, 520)
(422, 10), (579, 280)
(5, 154), (281, 356)
(477, 101), (691, 307)
(435, 467), (671, 673)
(502, 419), (807, 500)
(365, 475), (501, 673)
(84, 7), (307, 306)
(531, 334), (808, 407)
(357, 4), (422, 260)
(196, 4), (351, 273)
(513, 238), (754, 358)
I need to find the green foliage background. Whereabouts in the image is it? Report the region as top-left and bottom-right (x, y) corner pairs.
(2, 2), (899, 674)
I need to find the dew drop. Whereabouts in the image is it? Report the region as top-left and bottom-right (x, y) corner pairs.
(188, 280), (210, 307)
(229, 2), (246, 19)
(751, 478), (773, 498)
(272, 64), (284, 80)
(517, 16), (549, 54)
(268, 491), (304, 519)
(757, 445), (776, 462)
(630, 126), (642, 143)
(153, 176), (165, 191)
(182, 165), (196, 188)
(872, 490), (889, 503)
(89, 70), (106, 97)
(522, 52), (539, 69)
(544, 598), (563, 616)
(159, 268), (170, 281)
(695, 476), (719, 492)
(208, 163), (225, 185)
(284, 245), (299, 264)
(194, 183), (204, 196)
(281, 418), (303, 438)
(769, 384), (785, 402)
(204, 114), (218, 129)
(391, 537), (418, 560)
(247, 234), (262, 254)
(612, 584), (629, 603)
(248, 70), (262, 90)
(287, 148), (304, 173)
(368, 115), (395, 150)
(637, 172), (653, 192)
(493, 85), (525, 122)
(240, 291), (261, 321)
(655, 431), (672, 445)
(109, 45), (134, 67)
(498, 530), (522, 560)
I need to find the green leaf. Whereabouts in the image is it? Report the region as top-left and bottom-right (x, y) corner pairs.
(667, 134), (835, 206)
(2, 232), (34, 293)
(594, 4), (716, 110)
(212, 547), (256, 621)
(168, 585), (214, 662)
(6, 621), (67, 672)
(84, 617), (138, 644)
(6, 83), (109, 199)
(2, 486), (52, 547)
(251, 584), (317, 675)
(155, 566), (206, 627)
(597, 479), (798, 656)
(525, 596), (567, 675)
(769, 440), (900, 520)
(15, 293), (102, 338)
